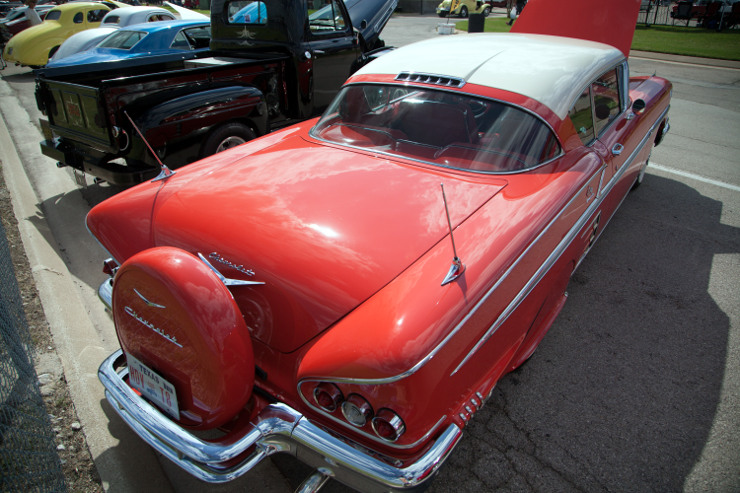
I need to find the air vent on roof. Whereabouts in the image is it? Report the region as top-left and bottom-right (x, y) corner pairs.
(395, 72), (466, 88)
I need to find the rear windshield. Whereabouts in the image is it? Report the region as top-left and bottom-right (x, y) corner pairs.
(311, 84), (561, 174)
(103, 15), (120, 24)
(98, 30), (147, 49)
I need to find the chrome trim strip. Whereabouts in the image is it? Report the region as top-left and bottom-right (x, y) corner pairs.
(99, 349), (462, 490)
(450, 104), (670, 374)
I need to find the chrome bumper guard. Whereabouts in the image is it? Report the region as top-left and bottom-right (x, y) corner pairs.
(99, 349), (462, 491)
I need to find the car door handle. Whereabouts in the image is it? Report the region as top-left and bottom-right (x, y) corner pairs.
(313, 49), (325, 55)
(612, 143), (624, 156)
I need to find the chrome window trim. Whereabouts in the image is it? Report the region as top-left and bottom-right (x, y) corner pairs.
(308, 82), (565, 175)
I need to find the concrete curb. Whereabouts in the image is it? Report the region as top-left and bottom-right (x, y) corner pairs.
(0, 91), (175, 493)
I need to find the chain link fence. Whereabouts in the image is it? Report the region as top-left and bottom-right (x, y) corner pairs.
(0, 218), (66, 492)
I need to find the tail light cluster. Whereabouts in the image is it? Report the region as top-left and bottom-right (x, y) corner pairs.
(311, 382), (405, 442)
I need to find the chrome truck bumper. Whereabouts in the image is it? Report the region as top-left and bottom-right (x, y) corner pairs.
(98, 275), (462, 491)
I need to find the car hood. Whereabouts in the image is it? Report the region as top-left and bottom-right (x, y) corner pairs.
(145, 131), (503, 352)
(345, 0), (397, 46)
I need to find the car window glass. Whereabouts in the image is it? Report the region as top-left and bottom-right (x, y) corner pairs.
(592, 68), (621, 136)
(225, 0), (267, 24)
(170, 31), (193, 50)
(308, 0), (347, 34)
(312, 84), (561, 174)
(45, 9), (61, 21)
(103, 15), (120, 24)
(182, 25), (211, 49)
(98, 30), (147, 49)
(73, 12), (83, 23)
(568, 88), (595, 145)
(88, 9), (108, 23)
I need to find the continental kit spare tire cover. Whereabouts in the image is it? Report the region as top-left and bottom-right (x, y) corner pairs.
(112, 246), (254, 430)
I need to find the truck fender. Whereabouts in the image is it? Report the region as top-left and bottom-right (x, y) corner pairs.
(131, 85), (269, 156)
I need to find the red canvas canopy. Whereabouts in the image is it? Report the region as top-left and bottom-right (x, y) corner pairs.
(511, 0), (641, 58)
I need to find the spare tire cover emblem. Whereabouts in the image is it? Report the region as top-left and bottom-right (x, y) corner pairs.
(124, 305), (183, 348)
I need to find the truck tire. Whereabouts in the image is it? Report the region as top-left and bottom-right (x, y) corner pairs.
(201, 123), (256, 158)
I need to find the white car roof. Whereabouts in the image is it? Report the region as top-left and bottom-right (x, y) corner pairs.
(101, 6), (173, 25)
(354, 33), (625, 120)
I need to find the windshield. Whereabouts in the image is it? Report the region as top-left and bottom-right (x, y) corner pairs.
(311, 85), (561, 174)
(98, 30), (147, 49)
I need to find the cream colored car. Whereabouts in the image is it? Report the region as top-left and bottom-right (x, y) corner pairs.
(436, 0), (491, 18)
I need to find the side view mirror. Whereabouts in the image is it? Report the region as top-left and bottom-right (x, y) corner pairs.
(631, 98), (646, 114)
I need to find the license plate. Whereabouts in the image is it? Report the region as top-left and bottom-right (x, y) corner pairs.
(127, 354), (180, 420)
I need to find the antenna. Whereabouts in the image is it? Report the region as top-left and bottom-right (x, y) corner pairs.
(123, 110), (175, 182)
(440, 183), (465, 286)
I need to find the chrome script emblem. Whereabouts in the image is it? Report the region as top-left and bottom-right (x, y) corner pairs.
(208, 252), (256, 277)
(124, 306), (182, 348)
(134, 288), (166, 309)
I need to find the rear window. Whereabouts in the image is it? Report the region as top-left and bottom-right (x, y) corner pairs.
(103, 15), (120, 24)
(225, 0), (267, 24)
(98, 30), (147, 50)
(311, 84), (561, 174)
(45, 9), (61, 21)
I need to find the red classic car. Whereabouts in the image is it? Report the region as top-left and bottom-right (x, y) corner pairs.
(89, 0), (670, 490)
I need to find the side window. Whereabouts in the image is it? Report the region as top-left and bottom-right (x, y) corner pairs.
(592, 68), (621, 136)
(569, 88), (595, 145)
(226, 0), (268, 24)
(308, 0), (348, 34)
(182, 26), (211, 49)
(73, 12), (83, 23)
(170, 31), (192, 50)
(88, 9), (107, 23)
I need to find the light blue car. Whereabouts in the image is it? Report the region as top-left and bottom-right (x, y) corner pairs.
(45, 19), (210, 68)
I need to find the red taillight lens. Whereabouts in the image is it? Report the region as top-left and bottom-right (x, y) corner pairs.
(371, 408), (405, 442)
(341, 394), (373, 427)
(313, 383), (343, 412)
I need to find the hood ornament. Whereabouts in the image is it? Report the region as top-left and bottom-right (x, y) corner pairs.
(440, 183), (465, 286)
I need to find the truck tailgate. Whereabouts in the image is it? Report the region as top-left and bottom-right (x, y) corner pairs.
(43, 81), (111, 149)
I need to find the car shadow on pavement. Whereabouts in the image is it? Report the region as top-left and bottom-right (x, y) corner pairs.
(430, 173), (739, 492)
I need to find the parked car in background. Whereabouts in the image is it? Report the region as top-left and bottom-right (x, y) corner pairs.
(437, 0), (492, 17)
(0, 4), (53, 35)
(2, 0), (126, 66)
(46, 19), (211, 67)
(89, 0), (670, 490)
(49, 6), (190, 62)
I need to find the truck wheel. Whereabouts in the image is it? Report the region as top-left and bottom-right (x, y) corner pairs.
(202, 123), (256, 158)
(459, 5), (468, 17)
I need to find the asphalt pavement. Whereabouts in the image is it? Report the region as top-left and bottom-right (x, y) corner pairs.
(1, 12), (739, 493)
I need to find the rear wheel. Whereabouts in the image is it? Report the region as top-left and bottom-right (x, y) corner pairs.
(483, 6), (491, 16)
(201, 123), (256, 158)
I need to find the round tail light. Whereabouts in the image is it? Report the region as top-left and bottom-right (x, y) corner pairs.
(371, 408), (405, 442)
(341, 394), (373, 427)
(313, 383), (343, 412)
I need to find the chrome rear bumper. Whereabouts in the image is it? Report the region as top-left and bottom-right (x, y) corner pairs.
(99, 349), (462, 492)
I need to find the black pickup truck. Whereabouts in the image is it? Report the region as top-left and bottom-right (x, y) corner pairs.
(35, 0), (397, 186)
